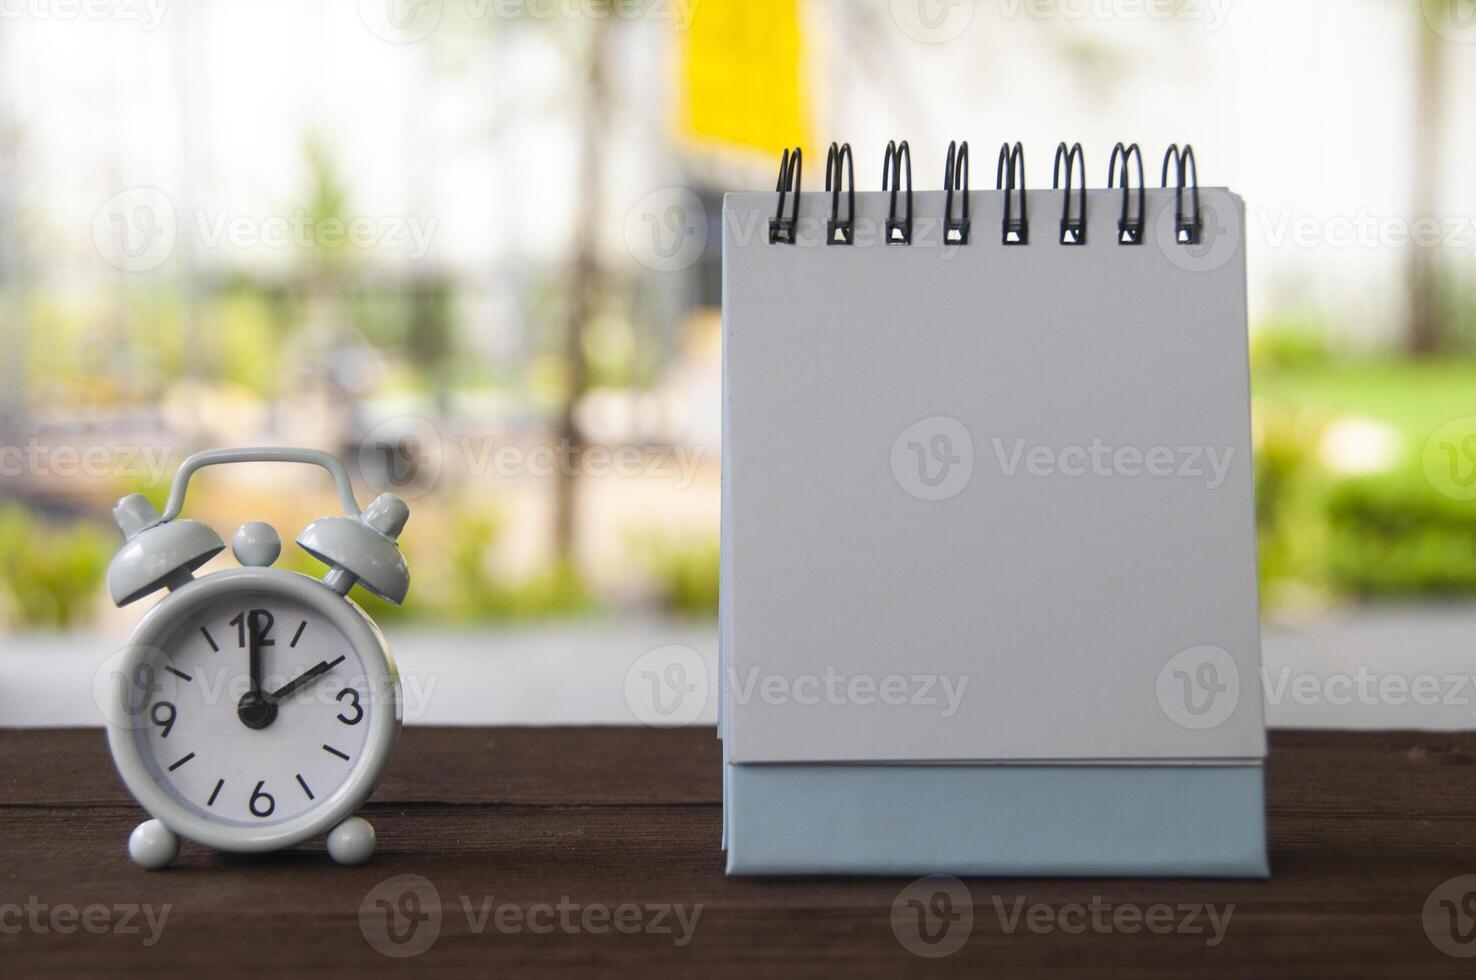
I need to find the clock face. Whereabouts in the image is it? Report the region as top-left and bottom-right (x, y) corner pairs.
(125, 589), (377, 829)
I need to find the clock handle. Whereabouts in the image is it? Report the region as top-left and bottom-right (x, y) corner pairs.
(160, 448), (363, 521)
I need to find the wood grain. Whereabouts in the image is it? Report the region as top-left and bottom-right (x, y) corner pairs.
(0, 727), (1472, 978)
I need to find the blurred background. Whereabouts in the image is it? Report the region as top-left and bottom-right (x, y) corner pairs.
(2, 0), (1475, 725)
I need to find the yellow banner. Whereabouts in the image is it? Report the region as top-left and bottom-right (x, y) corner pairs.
(678, 0), (807, 156)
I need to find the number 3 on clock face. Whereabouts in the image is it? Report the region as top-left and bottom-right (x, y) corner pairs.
(106, 569), (400, 854)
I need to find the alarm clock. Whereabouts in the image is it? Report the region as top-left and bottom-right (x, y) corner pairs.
(102, 448), (409, 869)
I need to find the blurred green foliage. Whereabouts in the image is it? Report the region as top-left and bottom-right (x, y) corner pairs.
(1325, 474), (1476, 595)
(7, 343), (1476, 628)
(302, 131), (354, 271)
(1252, 349), (1476, 608)
(0, 508), (111, 627)
(216, 286), (292, 395)
(1249, 316), (1333, 373)
(421, 508), (595, 621)
(1252, 404), (1331, 604)
(0, 490), (600, 629)
(635, 532), (720, 617)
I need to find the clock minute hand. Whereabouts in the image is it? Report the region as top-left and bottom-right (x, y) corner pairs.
(236, 610), (279, 729)
(247, 611), (265, 696)
(269, 655), (347, 703)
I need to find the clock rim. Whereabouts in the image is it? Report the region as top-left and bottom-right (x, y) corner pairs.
(104, 566), (401, 853)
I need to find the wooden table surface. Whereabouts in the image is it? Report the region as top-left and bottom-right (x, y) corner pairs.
(0, 726), (1473, 977)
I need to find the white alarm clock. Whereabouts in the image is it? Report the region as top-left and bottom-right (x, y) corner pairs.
(102, 448), (408, 869)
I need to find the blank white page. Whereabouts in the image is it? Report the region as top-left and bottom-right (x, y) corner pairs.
(722, 187), (1266, 764)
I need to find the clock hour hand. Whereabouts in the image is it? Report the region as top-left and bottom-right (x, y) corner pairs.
(269, 655), (346, 703)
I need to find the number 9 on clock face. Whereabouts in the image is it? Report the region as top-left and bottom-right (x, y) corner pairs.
(105, 570), (400, 853)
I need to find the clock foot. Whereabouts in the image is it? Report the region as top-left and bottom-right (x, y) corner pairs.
(327, 816), (376, 865)
(128, 820), (179, 870)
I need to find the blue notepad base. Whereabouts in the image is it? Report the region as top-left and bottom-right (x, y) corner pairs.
(724, 762), (1268, 877)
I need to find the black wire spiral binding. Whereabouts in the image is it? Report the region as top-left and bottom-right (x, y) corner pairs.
(825, 142), (855, 246)
(996, 142), (1027, 245)
(769, 147), (802, 245)
(1053, 142), (1086, 246)
(767, 142), (1202, 248)
(1161, 144), (1202, 245)
(944, 140), (970, 245)
(883, 140), (913, 245)
(1108, 142), (1145, 244)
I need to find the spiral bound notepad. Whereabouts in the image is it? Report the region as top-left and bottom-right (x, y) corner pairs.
(720, 142), (1268, 876)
